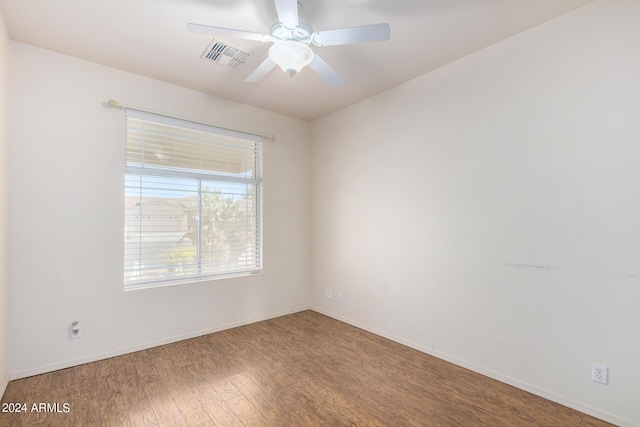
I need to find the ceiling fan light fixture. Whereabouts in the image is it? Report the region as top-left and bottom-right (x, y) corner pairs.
(269, 41), (314, 76)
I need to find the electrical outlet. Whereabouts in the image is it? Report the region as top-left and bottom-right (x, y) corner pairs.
(592, 363), (608, 384)
(338, 292), (343, 303)
(70, 321), (81, 339)
(325, 288), (333, 299)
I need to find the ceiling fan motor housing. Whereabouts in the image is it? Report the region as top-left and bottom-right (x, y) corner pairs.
(271, 21), (313, 43)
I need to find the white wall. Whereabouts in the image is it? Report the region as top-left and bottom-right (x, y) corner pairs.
(8, 42), (311, 377)
(310, 0), (640, 425)
(0, 11), (10, 397)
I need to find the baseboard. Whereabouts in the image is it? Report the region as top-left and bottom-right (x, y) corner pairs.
(10, 305), (311, 381)
(0, 371), (8, 400)
(311, 307), (636, 427)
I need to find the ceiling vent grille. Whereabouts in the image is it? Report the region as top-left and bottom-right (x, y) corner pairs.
(201, 39), (250, 69)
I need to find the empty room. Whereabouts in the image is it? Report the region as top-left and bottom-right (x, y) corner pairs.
(0, 0), (638, 425)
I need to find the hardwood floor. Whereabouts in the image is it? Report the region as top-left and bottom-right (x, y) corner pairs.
(0, 310), (615, 426)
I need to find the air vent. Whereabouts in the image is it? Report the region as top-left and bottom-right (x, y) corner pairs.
(201, 39), (250, 69)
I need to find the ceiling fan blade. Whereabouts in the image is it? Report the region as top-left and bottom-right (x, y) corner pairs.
(274, 0), (299, 29)
(187, 23), (270, 42)
(246, 57), (277, 83)
(311, 23), (390, 46)
(309, 54), (345, 87)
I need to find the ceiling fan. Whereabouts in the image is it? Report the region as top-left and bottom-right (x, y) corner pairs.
(187, 0), (390, 87)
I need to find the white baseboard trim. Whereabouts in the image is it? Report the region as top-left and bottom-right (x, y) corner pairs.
(0, 371), (8, 399)
(10, 306), (311, 381)
(311, 307), (636, 427)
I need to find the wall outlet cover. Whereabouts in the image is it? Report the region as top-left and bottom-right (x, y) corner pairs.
(592, 363), (608, 384)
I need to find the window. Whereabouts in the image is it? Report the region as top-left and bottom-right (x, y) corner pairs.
(124, 109), (262, 289)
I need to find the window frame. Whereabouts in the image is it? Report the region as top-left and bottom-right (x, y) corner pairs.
(123, 109), (263, 290)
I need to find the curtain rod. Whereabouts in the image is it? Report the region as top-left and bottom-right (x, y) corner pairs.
(105, 99), (275, 141)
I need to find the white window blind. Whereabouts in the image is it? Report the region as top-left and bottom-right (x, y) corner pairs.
(124, 109), (263, 289)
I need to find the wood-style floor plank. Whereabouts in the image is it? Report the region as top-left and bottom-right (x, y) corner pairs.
(0, 310), (618, 426)
(112, 353), (158, 427)
(20, 369), (54, 426)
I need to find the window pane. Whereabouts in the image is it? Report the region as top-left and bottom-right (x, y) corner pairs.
(199, 182), (257, 275)
(124, 174), (199, 283)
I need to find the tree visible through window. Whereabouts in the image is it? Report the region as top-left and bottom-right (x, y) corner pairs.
(124, 109), (262, 289)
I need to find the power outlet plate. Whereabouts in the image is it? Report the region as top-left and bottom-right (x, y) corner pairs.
(325, 288), (333, 299)
(592, 363), (608, 384)
(70, 321), (81, 339)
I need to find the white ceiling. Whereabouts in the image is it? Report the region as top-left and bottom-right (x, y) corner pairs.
(0, 0), (595, 121)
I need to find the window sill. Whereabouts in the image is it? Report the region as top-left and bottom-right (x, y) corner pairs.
(124, 270), (262, 291)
